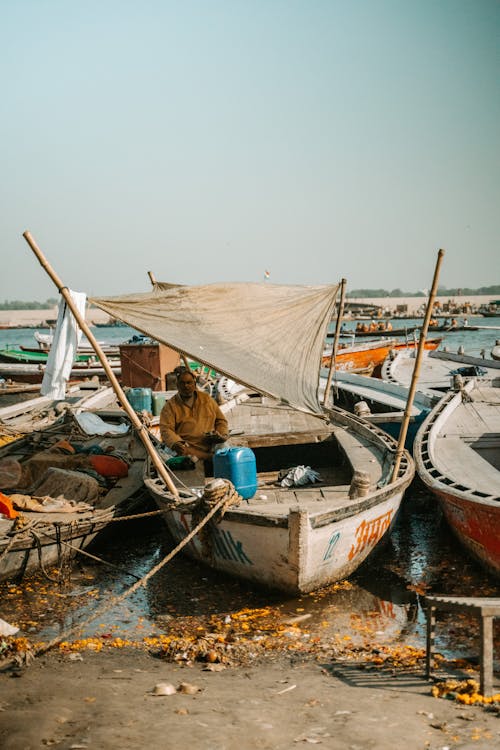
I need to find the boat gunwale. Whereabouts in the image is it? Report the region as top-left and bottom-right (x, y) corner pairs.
(414, 377), (500, 506)
(144, 402), (415, 528)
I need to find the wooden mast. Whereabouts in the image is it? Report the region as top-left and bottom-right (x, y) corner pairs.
(22, 230), (180, 499)
(391, 249), (445, 482)
(323, 278), (347, 407)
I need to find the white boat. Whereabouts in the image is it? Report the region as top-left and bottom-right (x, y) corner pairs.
(90, 281), (415, 594)
(0, 406), (146, 581)
(380, 348), (500, 392)
(414, 377), (500, 578)
(320, 369), (440, 450)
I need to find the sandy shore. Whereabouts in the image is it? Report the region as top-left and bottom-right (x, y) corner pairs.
(1, 648), (499, 749)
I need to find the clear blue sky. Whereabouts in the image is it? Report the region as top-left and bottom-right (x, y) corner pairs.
(1, 0), (498, 300)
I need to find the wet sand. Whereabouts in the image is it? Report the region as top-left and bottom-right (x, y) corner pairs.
(1, 488), (499, 748)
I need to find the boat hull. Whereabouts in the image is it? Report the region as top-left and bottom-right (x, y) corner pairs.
(433, 488), (500, 578)
(145, 394), (414, 594)
(414, 378), (500, 578)
(148, 481), (407, 593)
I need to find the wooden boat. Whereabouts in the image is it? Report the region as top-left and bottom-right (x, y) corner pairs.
(0, 360), (121, 385)
(322, 337), (442, 373)
(89, 279), (415, 594)
(381, 348), (500, 392)
(0, 383), (117, 438)
(327, 326), (420, 338)
(145, 384), (414, 593)
(414, 377), (500, 578)
(0, 347), (99, 365)
(321, 370), (440, 451)
(0, 406), (146, 581)
(32, 330), (120, 357)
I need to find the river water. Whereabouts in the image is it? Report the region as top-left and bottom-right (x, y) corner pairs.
(0, 320), (499, 667)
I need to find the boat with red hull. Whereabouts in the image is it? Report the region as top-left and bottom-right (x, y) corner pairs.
(322, 337), (442, 374)
(414, 377), (500, 578)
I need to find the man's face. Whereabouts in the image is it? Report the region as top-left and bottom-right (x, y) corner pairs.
(177, 373), (197, 399)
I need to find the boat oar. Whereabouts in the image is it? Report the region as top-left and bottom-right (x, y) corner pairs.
(391, 249), (444, 482)
(22, 230), (180, 499)
(323, 278), (347, 407)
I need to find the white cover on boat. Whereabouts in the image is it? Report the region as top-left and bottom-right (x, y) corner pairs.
(75, 412), (130, 435)
(91, 282), (340, 415)
(40, 290), (87, 400)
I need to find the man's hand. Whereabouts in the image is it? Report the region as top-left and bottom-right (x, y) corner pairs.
(205, 431), (227, 444)
(173, 441), (190, 456)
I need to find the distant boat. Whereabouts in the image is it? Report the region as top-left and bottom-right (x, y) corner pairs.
(414, 377), (500, 578)
(327, 326), (420, 338)
(381, 348), (500, 392)
(33, 331), (120, 357)
(0, 347), (99, 365)
(322, 337), (442, 374)
(0, 360), (121, 385)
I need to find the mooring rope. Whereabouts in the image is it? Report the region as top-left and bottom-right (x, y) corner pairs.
(6, 483), (239, 665)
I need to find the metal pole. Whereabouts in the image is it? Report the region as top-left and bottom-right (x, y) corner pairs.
(323, 278), (347, 407)
(22, 230), (180, 498)
(391, 249), (445, 482)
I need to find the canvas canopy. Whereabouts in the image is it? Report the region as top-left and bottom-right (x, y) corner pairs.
(90, 281), (340, 415)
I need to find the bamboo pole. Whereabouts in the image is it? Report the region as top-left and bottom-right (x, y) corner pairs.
(147, 271), (156, 285)
(323, 278), (347, 407)
(391, 249), (445, 482)
(22, 230), (180, 499)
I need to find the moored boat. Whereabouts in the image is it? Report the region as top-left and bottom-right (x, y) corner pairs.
(0, 360), (121, 385)
(322, 337), (442, 374)
(320, 369), (440, 451)
(145, 385), (414, 593)
(414, 377), (500, 578)
(89, 280), (415, 594)
(0, 406), (146, 581)
(381, 348), (500, 392)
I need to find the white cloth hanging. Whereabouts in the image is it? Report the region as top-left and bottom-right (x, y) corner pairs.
(40, 290), (87, 399)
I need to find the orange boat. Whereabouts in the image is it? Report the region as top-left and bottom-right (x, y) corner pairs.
(322, 337), (442, 374)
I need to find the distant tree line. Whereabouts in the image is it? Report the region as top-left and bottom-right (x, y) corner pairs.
(347, 285), (500, 298)
(0, 298), (59, 310)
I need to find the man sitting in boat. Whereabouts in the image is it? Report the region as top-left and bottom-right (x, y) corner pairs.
(159, 366), (229, 460)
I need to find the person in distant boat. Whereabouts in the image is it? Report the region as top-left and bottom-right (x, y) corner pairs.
(377, 321), (386, 331)
(428, 318), (438, 327)
(159, 366), (229, 460)
(369, 320), (377, 332)
(386, 321), (393, 331)
(450, 318), (458, 328)
(355, 322), (363, 333)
